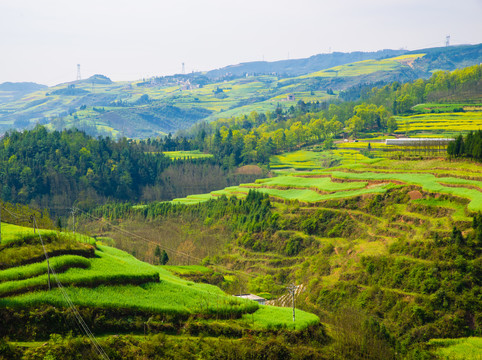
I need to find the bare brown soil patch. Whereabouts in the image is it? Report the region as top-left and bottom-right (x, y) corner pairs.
(408, 190), (423, 200)
(236, 165), (263, 175)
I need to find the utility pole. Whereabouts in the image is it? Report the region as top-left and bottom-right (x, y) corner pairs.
(287, 283), (296, 323)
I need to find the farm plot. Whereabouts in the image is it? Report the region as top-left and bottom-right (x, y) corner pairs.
(0, 223), (317, 329)
(270, 150), (342, 170)
(325, 171), (482, 212)
(395, 112), (482, 133)
(163, 150), (214, 160)
(428, 337), (482, 360)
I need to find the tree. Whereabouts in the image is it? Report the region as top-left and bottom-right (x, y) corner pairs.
(387, 117), (398, 133)
(160, 250), (169, 265)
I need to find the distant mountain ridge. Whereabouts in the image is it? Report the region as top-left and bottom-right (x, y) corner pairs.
(0, 82), (48, 106)
(0, 82), (47, 92)
(205, 49), (407, 79)
(0, 44), (481, 138)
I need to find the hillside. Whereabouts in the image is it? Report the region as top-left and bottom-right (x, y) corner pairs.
(204, 49), (407, 78)
(81, 149), (482, 359)
(0, 82), (47, 105)
(1, 56), (482, 359)
(0, 44), (480, 139)
(0, 222), (325, 359)
(68, 67), (482, 358)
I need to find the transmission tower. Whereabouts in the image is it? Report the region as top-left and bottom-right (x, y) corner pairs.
(445, 35), (450, 47)
(182, 62), (185, 74)
(77, 64), (81, 81)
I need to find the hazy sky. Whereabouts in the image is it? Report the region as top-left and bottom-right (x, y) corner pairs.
(1, 0), (481, 86)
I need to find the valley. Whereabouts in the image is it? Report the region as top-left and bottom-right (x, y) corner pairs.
(1, 48), (482, 359)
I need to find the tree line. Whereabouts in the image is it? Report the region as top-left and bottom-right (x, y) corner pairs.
(447, 130), (482, 160)
(0, 127), (260, 213)
(353, 64), (482, 114)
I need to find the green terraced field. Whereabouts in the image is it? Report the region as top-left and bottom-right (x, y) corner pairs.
(428, 337), (482, 360)
(412, 103), (482, 114)
(163, 150), (214, 160)
(242, 305), (319, 330)
(245, 184), (390, 202)
(171, 146), (482, 223)
(0, 223), (318, 329)
(323, 171), (482, 211)
(270, 150), (342, 170)
(254, 175), (368, 192)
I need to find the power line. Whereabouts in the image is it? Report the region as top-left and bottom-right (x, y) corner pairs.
(32, 216), (110, 360)
(78, 209), (203, 262)
(77, 208), (295, 288)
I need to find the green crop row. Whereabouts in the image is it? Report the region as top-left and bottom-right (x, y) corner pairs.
(0, 255), (90, 283)
(0, 247), (159, 297)
(1, 282), (257, 319)
(428, 337), (482, 360)
(254, 175), (368, 192)
(242, 305), (319, 330)
(243, 184), (390, 203)
(327, 171), (482, 211)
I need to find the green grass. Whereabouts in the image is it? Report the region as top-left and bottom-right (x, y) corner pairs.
(1, 223), (95, 247)
(163, 265), (212, 274)
(169, 146), (482, 220)
(0, 223), (56, 245)
(0, 255), (90, 283)
(171, 193), (216, 204)
(254, 175), (368, 192)
(412, 103), (482, 114)
(0, 228), (95, 268)
(1, 282), (257, 316)
(412, 199), (471, 222)
(241, 183), (389, 203)
(0, 246), (159, 297)
(242, 305), (319, 330)
(1, 225), (323, 330)
(270, 150), (340, 170)
(162, 151), (214, 160)
(326, 171), (482, 211)
(428, 337), (482, 360)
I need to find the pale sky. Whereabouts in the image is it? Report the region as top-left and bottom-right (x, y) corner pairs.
(1, 0), (481, 86)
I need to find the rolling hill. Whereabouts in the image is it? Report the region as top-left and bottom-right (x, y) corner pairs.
(0, 44), (480, 139)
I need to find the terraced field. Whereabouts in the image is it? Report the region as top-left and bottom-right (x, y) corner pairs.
(0, 223), (318, 337)
(173, 147), (482, 219)
(0, 54), (429, 138)
(428, 337), (482, 360)
(395, 111), (482, 134)
(162, 150), (214, 160)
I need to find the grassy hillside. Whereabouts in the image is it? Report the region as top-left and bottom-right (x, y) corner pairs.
(3, 49), (478, 139)
(0, 223), (320, 344)
(83, 142), (479, 359)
